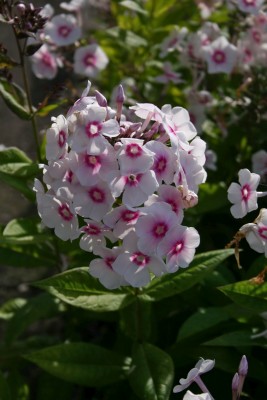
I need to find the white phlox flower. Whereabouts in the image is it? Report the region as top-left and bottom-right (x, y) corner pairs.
(240, 208), (267, 256)
(31, 44), (58, 80)
(74, 44), (109, 78)
(44, 14), (81, 46)
(202, 36), (238, 74)
(183, 391), (213, 400)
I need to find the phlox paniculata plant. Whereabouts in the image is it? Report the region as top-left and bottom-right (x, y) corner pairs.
(34, 81), (207, 289)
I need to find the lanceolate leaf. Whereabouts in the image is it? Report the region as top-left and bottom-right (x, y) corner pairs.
(219, 280), (267, 313)
(34, 267), (135, 312)
(24, 342), (131, 387)
(140, 249), (234, 302)
(129, 343), (174, 400)
(0, 79), (32, 120)
(0, 371), (12, 400)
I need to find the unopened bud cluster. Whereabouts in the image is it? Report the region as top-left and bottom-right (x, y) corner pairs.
(35, 81), (207, 289)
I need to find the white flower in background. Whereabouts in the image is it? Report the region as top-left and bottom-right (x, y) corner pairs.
(173, 358), (215, 395)
(155, 62), (183, 84)
(252, 150), (267, 182)
(227, 168), (260, 218)
(44, 14), (81, 46)
(203, 36), (237, 74)
(74, 44), (109, 77)
(159, 26), (188, 58)
(31, 44), (58, 79)
(182, 391), (213, 400)
(236, 0), (264, 15)
(60, 0), (85, 12)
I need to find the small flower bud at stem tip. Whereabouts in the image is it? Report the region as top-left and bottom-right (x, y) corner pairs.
(116, 84), (125, 104)
(238, 355), (248, 376)
(95, 90), (107, 107)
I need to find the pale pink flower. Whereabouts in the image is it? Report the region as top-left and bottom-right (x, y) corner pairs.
(237, 0), (264, 15)
(79, 219), (112, 253)
(155, 62), (183, 84)
(203, 36), (237, 74)
(174, 151), (207, 194)
(46, 114), (68, 161)
(161, 104), (197, 142)
(173, 358), (215, 394)
(159, 26), (188, 58)
(66, 81), (97, 118)
(60, 0), (85, 12)
(145, 185), (184, 222)
(117, 138), (154, 175)
(183, 391), (213, 400)
(74, 44), (109, 77)
(35, 185), (79, 241)
(103, 205), (140, 239)
(227, 168), (260, 218)
(43, 155), (80, 194)
(135, 202), (181, 255)
(69, 142), (118, 187)
(240, 208), (267, 256)
(70, 106), (120, 153)
(144, 140), (177, 184)
(73, 181), (114, 221)
(44, 14), (81, 46)
(108, 170), (159, 208)
(112, 233), (166, 287)
(89, 246), (127, 289)
(252, 150), (267, 181)
(158, 225), (200, 272)
(31, 44), (58, 80)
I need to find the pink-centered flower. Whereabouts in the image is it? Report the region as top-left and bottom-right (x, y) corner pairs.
(103, 205), (141, 239)
(89, 246), (127, 289)
(31, 44), (58, 80)
(74, 44), (109, 77)
(237, 0), (264, 15)
(227, 168), (260, 218)
(158, 225), (200, 272)
(70, 106), (120, 153)
(44, 14), (81, 46)
(144, 140), (177, 184)
(73, 181), (114, 221)
(79, 219), (114, 253)
(135, 202), (181, 255)
(182, 391), (213, 400)
(117, 138), (154, 175)
(112, 233), (166, 287)
(240, 208), (267, 256)
(46, 114), (68, 161)
(203, 36), (237, 74)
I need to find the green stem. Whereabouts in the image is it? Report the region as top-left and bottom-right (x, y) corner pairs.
(13, 31), (41, 162)
(134, 288), (143, 343)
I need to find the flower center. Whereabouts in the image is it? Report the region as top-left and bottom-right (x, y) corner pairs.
(152, 222), (168, 238)
(154, 156), (167, 173)
(105, 257), (115, 269)
(83, 223), (101, 235)
(258, 227), (267, 240)
(121, 210), (139, 222)
(58, 130), (66, 147)
(58, 25), (72, 38)
(252, 30), (261, 43)
(58, 204), (73, 221)
(89, 187), (105, 203)
(241, 184), (250, 202)
(83, 54), (96, 67)
(243, 0), (255, 5)
(212, 50), (226, 64)
(130, 252), (150, 267)
(42, 53), (53, 67)
(85, 121), (102, 137)
(85, 154), (99, 168)
(64, 170), (73, 183)
(172, 240), (184, 255)
(125, 174), (141, 186)
(125, 143), (143, 158)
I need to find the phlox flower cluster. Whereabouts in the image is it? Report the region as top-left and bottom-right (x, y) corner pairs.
(34, 81), (207, 289)
(29, 2), (108, 80)
(227, 169), (267, 262)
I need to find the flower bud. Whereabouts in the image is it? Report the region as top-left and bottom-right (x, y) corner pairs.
(95, 90), (107, 107)
(116, 84), (125, 104)
(238, 355), (248, 377)
(16, 3), (26, 15)
(232, 373), (239, 400)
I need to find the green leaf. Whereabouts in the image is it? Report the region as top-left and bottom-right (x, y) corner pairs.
(129, 343), (174, 400)
(120, 1), (148, 15)
(177, 307), (230, 341)
(0, 147), (38, 200)
(0, 245), (56, 268)
(0, 79), (32, 120)
(33, 267), (135, 312)
(0, 53), (19, 69)
(0, 371), (12, 400)
(24, 342), (131, 387)
(219, 280), (267, 313)
(203, 330), (267, 347)
(5, 293), (63, 344)
(0, 298), (27, 320)
(36, 100), (67, 117)
(192, 182), (228, 214)
(120, 299), (152, 341)
(0, 147), (32, 164)
(140, 249), (234, 302)
(1, 217), (50, 245)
